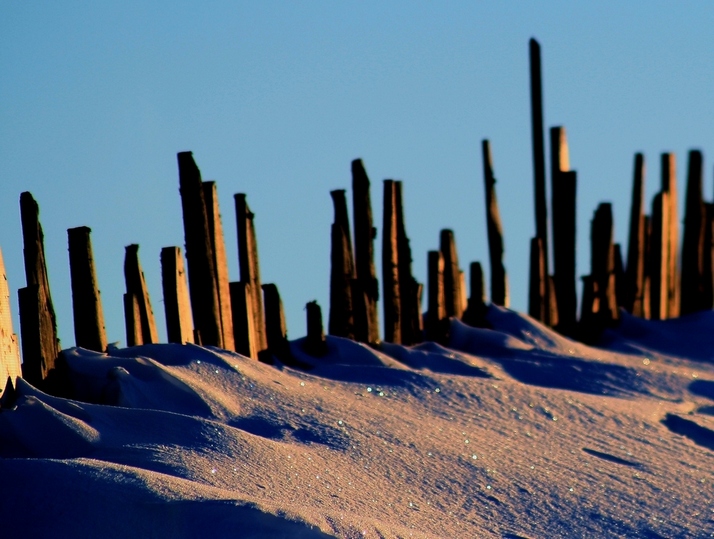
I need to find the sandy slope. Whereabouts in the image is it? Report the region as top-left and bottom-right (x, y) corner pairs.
(1, 306), (713, 538)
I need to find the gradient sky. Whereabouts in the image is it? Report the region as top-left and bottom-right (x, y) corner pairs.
(1, 2), (713, 349)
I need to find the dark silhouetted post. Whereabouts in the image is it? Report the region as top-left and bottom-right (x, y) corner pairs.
(649, 193), (670, 320)
(262, 283), (289, 361)
(614, 243), (625, 311)
(203, 182), (235, 351)
(304, 301), (327, 356)
(235, 193), (267, 354)
(440, 229), (464, 319)
(395, 181), (422, 345)
(590, 203), (618, 323)
(0, 249), (21, 389)
(351, 159), (380, 344)
(426, 250), (447, 343)
(68, 226), (107, 352)
(680, 150), (706, 314)
(529, 38), (551, 325)
(124, 244), (158, 345)
(703, 203), (714, 310)
(123, 292), (142, 347)
(230, 281), (257, 359)
(462, 261), (488, 327)
(625, 153), (646, 316)
(661, 153), (679, 318)
(17, 192), (59, 386)
(482, 140), (509, 307)
(161, 246), (194, 344)
(382, 180), (401, 343)
(550, 128), (576, 335)
(328, 190), (355, 340)
(177, 152), (223, 348)
(528, 237), (546, 322)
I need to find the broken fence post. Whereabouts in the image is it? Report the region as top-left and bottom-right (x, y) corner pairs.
(426, 250), (447, 343)
(230, 281), (257, 360)
(528, 237), (546, 323)
(304, 300), (327, 356)
(649, 192), (670, 320)
(262, 283), (289, 361)
(161, 246), (194, 344)
(328, 189), (355, 340)
(124, 244), (158, 345)
(440, 229), (464, 320)
(462, 261), (488, 328)
(680, 150), (706, 315)
(394, 181), (422, 345)
(625, 153), (646, 316)
(382, 180), (401, 344)
(482, 139), (509, 308)
(661, 153), (680, 318)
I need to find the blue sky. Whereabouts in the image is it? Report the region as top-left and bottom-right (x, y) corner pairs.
(1, 2), (713, 348)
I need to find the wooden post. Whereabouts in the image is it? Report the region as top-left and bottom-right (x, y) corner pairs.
(426, 250), (447, 343)
(549, 128), (576, 335)
(680, 150), (706, 315)
(304, 301), (327, 356)
(661, 153), (679, 318)
(394, 181), (422, 345)
(230, 281), (257, 359)
(123, 244), (158, 345)
(703, 203), (714, 310)
(481, 140), (509, 307)
(529, 38), (551, 325)
(123, 292), (142, 347)
(649, 192), (670, 320)
(625, 153), (646, 316)
(351, 159), (380, 344)
(382, 180), (401, 343)
(0, 249), (21, 391)
(579, 275), (598, 339)
(67, 226), (107, 352)
(642, 215), (652, 320)
(614, 243), (625, 311)
(328, 189), (355, 340)
(440, 229), (464, 319)
(203, 181), (235, 351)
(18, 192), (59, 385)
(160, 246), (194, 344)
(528, 237), (546, 322)
(590, 203), (618, 323)
(235, 193), (267, 353)
(462, 261), (488, 328)
(177, 151), (223, 348)
(262, 283), (289, 360)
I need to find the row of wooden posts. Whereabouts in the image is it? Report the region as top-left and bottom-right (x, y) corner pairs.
(3, 38), (713, 395)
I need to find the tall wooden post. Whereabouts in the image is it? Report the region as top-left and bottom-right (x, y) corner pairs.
(550, 127), (576, 335)
(17, 192), (59, 386)
(203, 181), (235, 351)
(440, 229), (464, 319)
(68, 226), (107, 352)
(625, 153), (646, 316)
(0, 249), (22, 389)
(230, 281), (257, 359)
(703, 203), (714, 310)
(328, 190), (355, 339)
(528, 237), (546, 322)
(382, 180), (401, 343)
(395, 181), (422, 345)
(177, 151), (223, 348)
(680, 150), (706, 315)
(262, 283), (289, 360)
(235, 194), (267, 353)
(123, 244), (158, 345)
(351, 159), (380, 344)
(642, 215), (652, 320)
(661, 153), (679, 318)
(481, 140), (509, 307)
(426, 251), (446, 343)
(614, 243), (625, 311)
(304, 301), (327, 356)
(590, 203), (618, 323)
(649, 193), (670, 320)
(529, 38), (551, 325)
(161, 246), (194, 344)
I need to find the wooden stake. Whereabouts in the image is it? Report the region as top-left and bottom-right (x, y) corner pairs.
(123, 292), (142, 347)
(462, 261), (488, 327)
(625, 153), (646, 316)
(649, 192), (670, 320)
(394, 181), (422, 345)
(328, 190), (355, 339)
(590, 203), (618, 323)
(382, 180), (401, 343)
(426, 250), (447, 343)
(528, 237), (546, 322)
(304, 300), (327, 356)
(481, 140), (509, 307)
(661, 153), (679, 318)
(262, 283), (289, 360)
(0, 248), (21, 391)
(160, 246), (194, 344)
(124, 244), (158, 344)
(703, 203), (714, 310)
(67, 226), (107, 352)
(440, 229), (464, 319)
(230, 281), (257, 359)
(680, 150), (706, 314)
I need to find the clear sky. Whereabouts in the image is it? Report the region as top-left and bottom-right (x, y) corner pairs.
(1, 2), (713, 349)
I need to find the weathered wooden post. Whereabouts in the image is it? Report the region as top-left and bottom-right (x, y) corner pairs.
(382, 180), (401, 343)
(462, 261), (488, 327)
(649, 193), (670, 320)
(328, 189), (355, 340)
(625, 153), (646, 316)
(160, 246), (194, 344)
(262, 283), (289, 361)
(394, 181), (422, 345)
(123, 244), (158, 345)
(0, 249), (22, 390)
(661, 153), (679, 318)
(123, 292), (142, 347)
(481, 140), (509, 307)
(177, 151), (223, 348)
(614, 243), (625, 311)
(203, 181), (235, 351)
(304, 300), (327, 356)
(230, 281), (257, 359)
(642, 215), (652, 320)
(17, 192), (59, 386)
(351, 159), (380, 344)
(528, 237), (546, 322)
(235, 193), (267, 354)
(426, 250), (447, 343)
(590, 203), (619, 323)
(529, 38), (551, 326)
(680, 150), (706, 315)
(579, 275), (598, 338)
(440, 229), (464, 320)
(68, 226), (107, 352)
(549, 128), (577, 335)
(703, 203), (714, 310)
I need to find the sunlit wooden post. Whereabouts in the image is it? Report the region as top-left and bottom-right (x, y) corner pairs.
(440, 229), (464, 320)
(123, 244), (158, 345)
(625, 153), (646, 316)
(661, 153), (679, 318)
(230, 281), (257, 359)
(17, 192), (59, 385)
(351, 159), (380, 344)
(395, 181), (422, 345)
(382, 180), (401, 343)
(328, 189), (355, 340)
(426, 250), (446, 343)
(161, 246), (194, 344)
(123, 292), (142, 347)
(680, 150), (706, 314)
(0, 248), (21, 395)
(68, 226), (107, 352)
(590, 203), (618, 323)
(481, 139), (509, 307)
